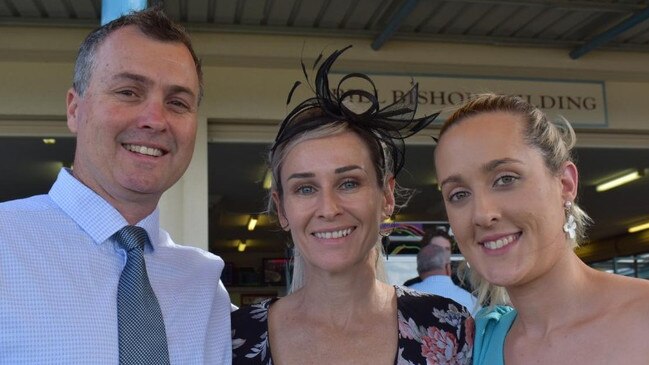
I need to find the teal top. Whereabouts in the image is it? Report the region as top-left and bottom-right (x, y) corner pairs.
(473, 305), (517, 365)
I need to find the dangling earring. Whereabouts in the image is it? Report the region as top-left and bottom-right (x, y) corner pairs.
(379, 215), (394, 237)
(381, 235), (390, 260)
(563, 201), (577, 240)
(379, 227), (392, 237)
(379, 217), (393, 260)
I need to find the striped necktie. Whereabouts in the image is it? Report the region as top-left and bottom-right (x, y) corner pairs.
(115, 226), (170, 365)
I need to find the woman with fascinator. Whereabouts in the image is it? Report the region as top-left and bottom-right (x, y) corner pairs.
(433, 93), (649, 365)
(231, 46), (474, 365)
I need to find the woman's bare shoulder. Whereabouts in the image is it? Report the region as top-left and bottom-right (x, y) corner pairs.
(597, 272), (649, 315)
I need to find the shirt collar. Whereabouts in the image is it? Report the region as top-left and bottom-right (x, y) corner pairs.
(422, 275), (454, 284)
(49, 168), (160, 247)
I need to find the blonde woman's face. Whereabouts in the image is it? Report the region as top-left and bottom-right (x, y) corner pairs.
(273, 130), (395, 276)
(434, 111), (576, 288)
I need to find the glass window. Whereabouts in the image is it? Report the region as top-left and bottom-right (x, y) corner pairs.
(590, 259), (614, 274)
(636, 253), (649, 279)
(614, 255), (636, 277)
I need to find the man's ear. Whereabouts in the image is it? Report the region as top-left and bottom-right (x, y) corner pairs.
(272, 191), (289, 231)
(560, 161), (578, 202)
(66, 88), (80, 134)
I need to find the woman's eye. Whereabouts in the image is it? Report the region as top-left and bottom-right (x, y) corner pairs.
(494, 175), (519, 187)
(296, 185), (315, 195)
(340, 180), (359, 190)
(448, 190), (470, 202)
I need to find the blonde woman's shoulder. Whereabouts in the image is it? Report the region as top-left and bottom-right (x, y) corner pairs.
(611, 272), (649, 295)
(597, 273), (649, 362)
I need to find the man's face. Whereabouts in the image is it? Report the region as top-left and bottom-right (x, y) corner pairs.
(430, 236), (452, 251)
(66, 26), (200, 210)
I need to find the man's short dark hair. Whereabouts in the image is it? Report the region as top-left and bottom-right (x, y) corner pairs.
(73, 6), (203, 102)
(420, 228), (454, 249)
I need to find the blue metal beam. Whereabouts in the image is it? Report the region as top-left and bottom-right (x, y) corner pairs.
(102, 0), (148, 25)
(570, 6), (649, 59)
(371, 0), (419, 51)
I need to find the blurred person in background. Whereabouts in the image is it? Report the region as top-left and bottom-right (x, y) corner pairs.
(409, 241), (479, 315)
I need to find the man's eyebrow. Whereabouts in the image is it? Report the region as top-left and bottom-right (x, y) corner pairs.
(113, 72), (150, 85)
(168, 85), (197, 99)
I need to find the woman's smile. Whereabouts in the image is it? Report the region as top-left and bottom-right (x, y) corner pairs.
(312, 227), (355, 240)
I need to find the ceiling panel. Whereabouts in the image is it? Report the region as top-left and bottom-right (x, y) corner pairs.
(40, 0), (70, 18)
(12, 0), (41, 17)
(213, 0), (237, 24)
(240, 0), (267, 26)
(318, 0), (351, 29)
(532, 9), (574, 39)
(0, 1), (14, 16)
(292, 0), (325, 28)
(348, 0), (389, 30)
(67, 0), (97, 19)
(461, 3), (502, 36)
(493, 6), (544, 37)
(2, 1), (649, 54)
(445, 3), (494, 35)
(266, 0), (295, 26)
(187, 0), (209, 23)
(405, 1), (443, 33)
(421, 2), (464, 34)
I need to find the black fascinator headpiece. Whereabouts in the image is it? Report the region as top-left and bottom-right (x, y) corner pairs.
(272, 45), (439, 177)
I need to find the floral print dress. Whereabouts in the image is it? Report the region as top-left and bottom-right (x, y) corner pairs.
(232, 286), (474, 364)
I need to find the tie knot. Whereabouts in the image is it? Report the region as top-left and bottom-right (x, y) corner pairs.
(115, 225), (150, 252)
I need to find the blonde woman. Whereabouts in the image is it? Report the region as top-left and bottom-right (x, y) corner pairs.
(434, 93), (649, 364)
(231, 47), (474, 365)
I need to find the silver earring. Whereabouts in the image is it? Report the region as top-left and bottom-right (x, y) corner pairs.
(563, 201), (576, 240)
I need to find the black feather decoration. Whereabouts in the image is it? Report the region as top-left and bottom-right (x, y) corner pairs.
(286, 81), (301, 105)
(272, 45), (440, 178)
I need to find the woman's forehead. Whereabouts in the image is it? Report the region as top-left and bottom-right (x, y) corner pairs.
(435, 113), (536, 174)
(283, 131), (373, 169)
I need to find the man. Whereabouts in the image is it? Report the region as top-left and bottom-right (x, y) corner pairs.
(408, 241), (479, 315)
(0, 8), (231, 364)
(402, 229), (452, 287)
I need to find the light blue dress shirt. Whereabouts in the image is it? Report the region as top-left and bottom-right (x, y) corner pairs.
(409, 275), (480, 315)
(0, 168), (232, 364)
(473, 305), (517, 365)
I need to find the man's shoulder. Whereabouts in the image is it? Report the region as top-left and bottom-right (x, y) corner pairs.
(158, 230), (224, 264)
(0, 194), (50, 208)
(0, 194), (54, 214)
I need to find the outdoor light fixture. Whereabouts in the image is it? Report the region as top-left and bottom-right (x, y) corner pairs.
(596, 170), (643, 192)
(629, 221), (649, 234)
(247, 215), (258, 231)
(42, 138), (56, 144)
(237, 240), (247, 252)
